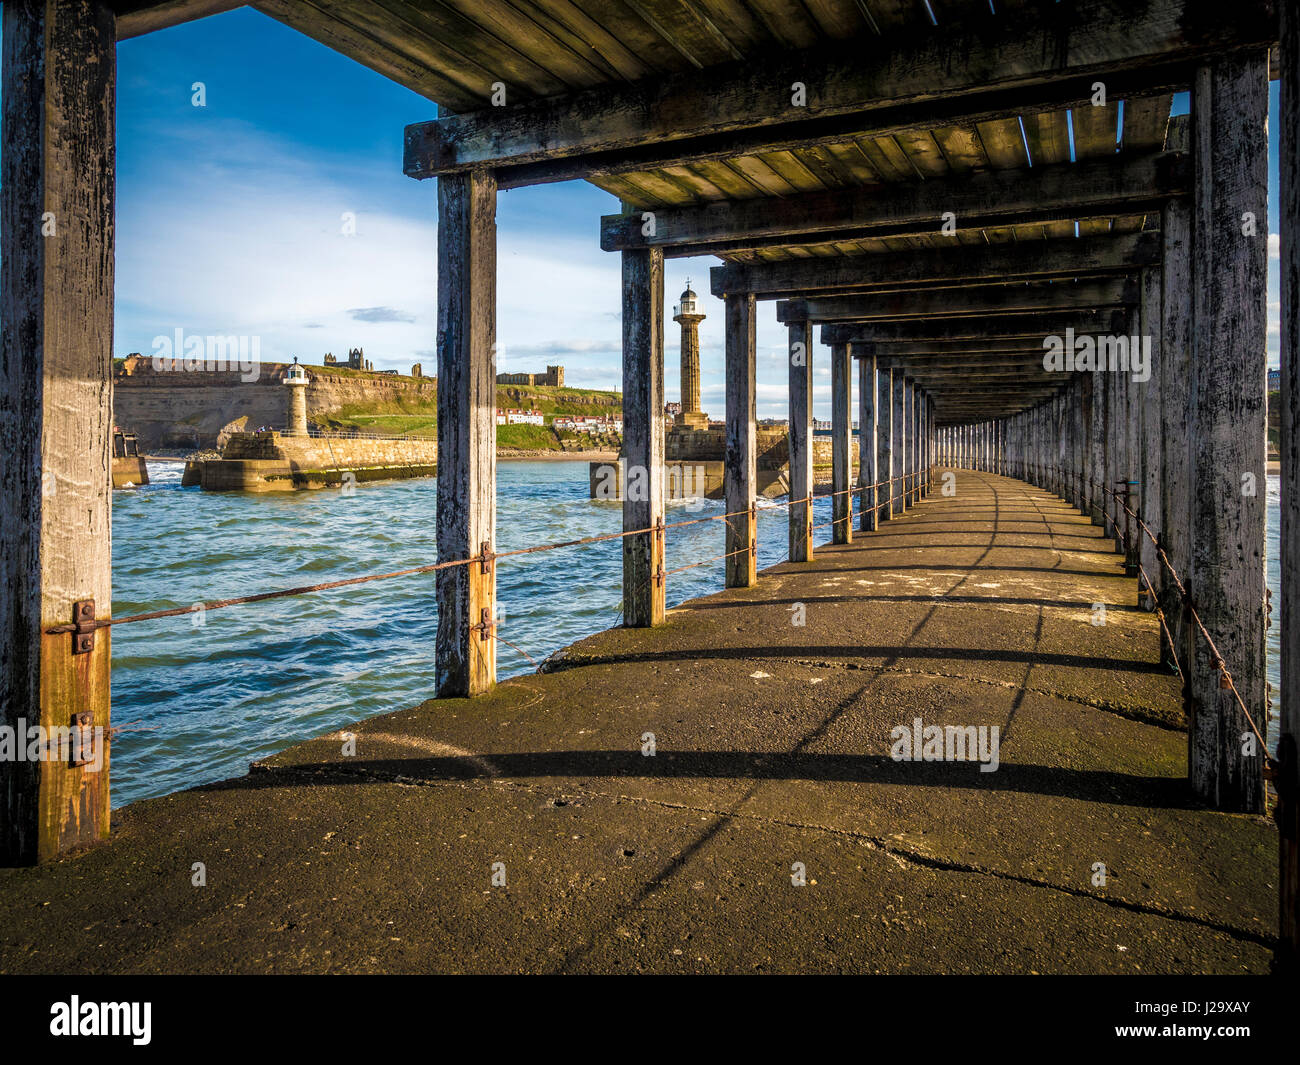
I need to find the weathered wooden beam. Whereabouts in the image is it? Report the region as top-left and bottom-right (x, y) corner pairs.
(831, 342), (853, 544)
(405, 0), (1277, 184)
(602, 153), (1187, 255)
(1188, 53), (1269, 814)
(621, 246), (666, 627)
(1279, 0), (1300, 970)
(854, 339), (1055, 357)
(822, 310), (1125, 345)
(788, 320), (813, 563)
(1, 0), (115, 863)
(114, 0), (243, 38)
(725, 292), (757, 588)
(436, 170), (497, 698)
(859, 351), (878, 532)
(778, 279), (1137, 324)
(712, 233), (1158, 300)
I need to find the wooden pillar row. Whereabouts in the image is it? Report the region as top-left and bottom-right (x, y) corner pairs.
(1, 0), (117, 863)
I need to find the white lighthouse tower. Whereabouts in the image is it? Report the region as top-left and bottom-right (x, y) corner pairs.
(284, 359), (309, 436)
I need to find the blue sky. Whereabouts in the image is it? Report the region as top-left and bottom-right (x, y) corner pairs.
(112, 9), (1281, 419)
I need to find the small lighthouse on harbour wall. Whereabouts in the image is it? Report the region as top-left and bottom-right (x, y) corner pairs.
(284, 359), (309, 436)
(672, 283), (708, 429)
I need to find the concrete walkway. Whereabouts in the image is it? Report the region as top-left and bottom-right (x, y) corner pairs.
(0, 471), (1277, 973)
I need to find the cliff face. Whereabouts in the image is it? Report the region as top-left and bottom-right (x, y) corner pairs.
(112, 362), (437, 449)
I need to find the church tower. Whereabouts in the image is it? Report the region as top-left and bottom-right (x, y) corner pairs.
(672, 283), (708, 429)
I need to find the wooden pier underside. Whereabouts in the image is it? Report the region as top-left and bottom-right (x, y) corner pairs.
(0, 474), (1274, 974)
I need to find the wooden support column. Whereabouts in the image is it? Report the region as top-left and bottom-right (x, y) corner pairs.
(915, 387), (925, 504)
(620, 246), (666, 626)
(725, 292), (757, 587)
(891, 372), (906, 514)
(858, 351), (878, 532)
(1123, 307), (1143, 576)
(1140, 266), (1165, 599)
(1, 0), (116, 863)
(878, 366), (894, 519)
(830, 342), (853, 543)
(1089, 365), (1107, 525)
(788, 319), (814, 562)
(436, 170), (498, 696)
(1162, 117), (1194, 672)
(1279, 0), (1300, 968)
(1188, 53), (1269, 813)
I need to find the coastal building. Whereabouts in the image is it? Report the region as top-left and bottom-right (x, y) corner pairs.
(556, 414), (622, 433)
(495, 408), (545, 426)
(497, 365), (564, 387)
(323, 347), (373, 371)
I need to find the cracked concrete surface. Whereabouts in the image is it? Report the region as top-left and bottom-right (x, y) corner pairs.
(0, 471), (1277, 973)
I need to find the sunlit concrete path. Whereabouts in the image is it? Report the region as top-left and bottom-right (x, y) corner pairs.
(0, 471), (1276, 974)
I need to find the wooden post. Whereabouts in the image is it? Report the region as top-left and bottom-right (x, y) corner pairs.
(894, 375), (907, 511)
(1090, 365), (1107, 526)
(1123, 307), (1143, 577)
(621, 246), (666, 625)
(1279, 0), (1300, 969)
(858, 352), (878, 532)
(1188, 54), (1269, 813)
(914, 388), (923, 501)
(436, 170), (497, 697)
(725, 292), (757, 588)
(1140, 266), (1165, 599)
(879, 366), (895, 519)
(1, 0), (116, 863)
(830, 342), (852, 543)
(904, 379), (916, 504)
(1162, 117), (1194, 673)
(788, 319), (814, 562)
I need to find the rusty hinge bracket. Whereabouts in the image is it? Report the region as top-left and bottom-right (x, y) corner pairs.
(72, 599), (96, 655)
(70, 711), (96, 767)
(474, 606), (499, 642)
(479, 541), (494, 577)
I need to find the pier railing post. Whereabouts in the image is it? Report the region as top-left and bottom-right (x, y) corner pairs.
(620, 245), (666, 626)
(858, 350), (878, 532)
(1188, 53), (1269, 813)
(1, 0), (116, 862)
(1279, 0), (1300, 968)
(436, 169), (498, 696)
(830, 342), (852, 543)
(725, 292), (757, 587)
(788, 319), (814, 561)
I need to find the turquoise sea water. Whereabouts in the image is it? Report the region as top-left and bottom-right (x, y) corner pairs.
(109, 462), (1284, 808)
(109, 460), (833, 807)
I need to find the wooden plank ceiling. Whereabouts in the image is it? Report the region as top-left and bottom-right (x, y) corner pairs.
(245, 0), (1172, 264)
